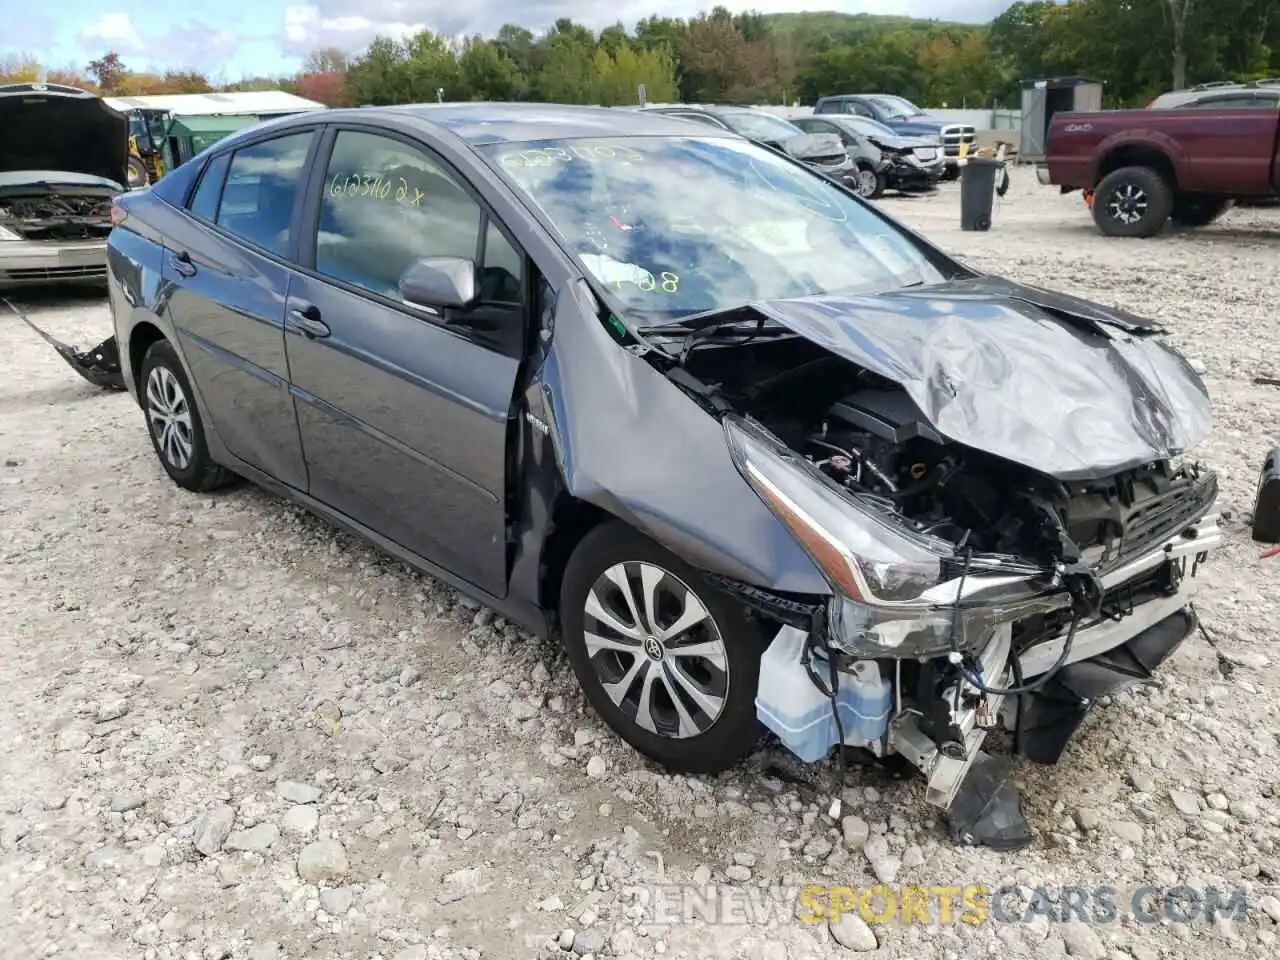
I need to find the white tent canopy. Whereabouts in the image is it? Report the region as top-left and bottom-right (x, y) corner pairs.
(103, 90), (326, 117)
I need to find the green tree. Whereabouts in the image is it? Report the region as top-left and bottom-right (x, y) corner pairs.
(458, 36), (528, 101)
(592, 44), (679, 105)
(535, 24), (598, 102)
(598, 24), (630, 57)
(86, 51), (127, 93)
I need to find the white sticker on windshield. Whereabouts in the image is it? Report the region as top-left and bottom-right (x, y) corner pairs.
(739, 220), (811, 256)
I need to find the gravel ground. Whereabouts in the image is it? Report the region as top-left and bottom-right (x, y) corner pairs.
(2, 166), (1280, 960)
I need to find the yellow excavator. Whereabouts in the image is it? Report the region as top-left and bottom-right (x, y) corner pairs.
(125, 109), (171, 188)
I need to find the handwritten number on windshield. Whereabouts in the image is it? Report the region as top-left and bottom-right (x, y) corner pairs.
(614, 269), (680, 294)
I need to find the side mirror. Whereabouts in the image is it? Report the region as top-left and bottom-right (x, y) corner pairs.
(398, 257), (477, 311)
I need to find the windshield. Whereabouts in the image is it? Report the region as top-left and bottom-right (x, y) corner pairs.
(717, 111), (804, 142)
(482, 136), (948, 325)
(870, 96), (924, 120)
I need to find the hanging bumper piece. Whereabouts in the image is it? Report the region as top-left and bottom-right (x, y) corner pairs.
(4, 297), (126, 391)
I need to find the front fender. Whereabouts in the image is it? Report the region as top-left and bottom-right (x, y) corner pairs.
(532, 280), (831, 596)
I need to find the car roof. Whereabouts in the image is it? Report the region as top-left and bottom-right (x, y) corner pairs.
(242, 102), (738, 147)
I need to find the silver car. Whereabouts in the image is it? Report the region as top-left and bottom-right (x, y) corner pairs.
(0, 82), (127, 289)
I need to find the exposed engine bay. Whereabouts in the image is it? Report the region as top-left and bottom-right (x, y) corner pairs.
(0, 193), (114, 242)
(686, 338), (1217, 584)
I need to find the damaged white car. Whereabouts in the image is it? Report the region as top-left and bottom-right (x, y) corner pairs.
(0, 82), (127, 289)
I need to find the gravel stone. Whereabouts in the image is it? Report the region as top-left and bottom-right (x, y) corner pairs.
(282, 805), (319, 836)
(277, 780), (322, 804)
(829, 910), (878, 951)
(193, 806), (236, 856)
(842, 815), (870, 850)
(319, 887), (354, 915)
(297, 840), (348, 883)
(224, 823), (279, 853)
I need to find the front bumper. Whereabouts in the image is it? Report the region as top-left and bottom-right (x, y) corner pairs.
(888, 509), (1222, 808)
(886, 158), (945, 190)
(758, 506), (1223, 808)
(0, 239), (108, 288)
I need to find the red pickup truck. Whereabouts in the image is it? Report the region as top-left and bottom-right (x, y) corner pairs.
(1039, 100), (1280, 237)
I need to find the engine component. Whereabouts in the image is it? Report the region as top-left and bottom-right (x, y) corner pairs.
(0, 195), (113, 241)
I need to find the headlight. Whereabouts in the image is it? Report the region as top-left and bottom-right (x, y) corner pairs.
(724, 415), (1056, 657)
(724, 414), (946, 603)
(0, 224), (20, 241)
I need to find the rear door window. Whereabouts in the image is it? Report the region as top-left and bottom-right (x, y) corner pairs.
(215, 132), (314, 258)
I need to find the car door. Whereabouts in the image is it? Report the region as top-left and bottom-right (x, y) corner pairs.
(159, 130), (318, 490)
(283, 125), (527, 597)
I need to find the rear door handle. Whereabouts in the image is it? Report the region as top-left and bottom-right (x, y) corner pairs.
(172, 250), (196, 277)
(286, 301), (329, 339)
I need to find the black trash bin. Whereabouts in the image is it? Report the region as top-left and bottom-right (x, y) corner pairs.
(1253, 446), (1280, 543)
(960, 157), (1004, 231)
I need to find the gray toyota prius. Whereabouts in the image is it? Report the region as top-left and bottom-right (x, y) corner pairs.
(105, 103), (1222, 821)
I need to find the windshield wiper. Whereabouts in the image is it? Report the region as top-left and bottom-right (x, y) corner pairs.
(675, 311), (793, 365)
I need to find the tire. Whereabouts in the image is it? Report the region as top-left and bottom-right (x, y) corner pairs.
(126, 156), (150, 189)
(559, 521), (767, 774)
(853, 162), (885, 199)
(1091, 166), (1174, 238)
(1170, 195), (1231, 227)
(138, 340), (238, 492)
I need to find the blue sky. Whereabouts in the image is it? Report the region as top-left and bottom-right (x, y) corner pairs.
(2, 0), (1017, 81)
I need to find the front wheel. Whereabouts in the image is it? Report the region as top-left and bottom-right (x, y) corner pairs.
(853, 163), (885, 199)
(126, 156), (149, 189)
(559, 521), (767, 774)
(1092, 166), (1174, 238)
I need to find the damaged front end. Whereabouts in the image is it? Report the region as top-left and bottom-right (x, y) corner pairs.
(653, 280), (1223, 838)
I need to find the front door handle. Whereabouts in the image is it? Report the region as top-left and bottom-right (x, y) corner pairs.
(172, 250), (196, 277)
(286, 302), (329, 339)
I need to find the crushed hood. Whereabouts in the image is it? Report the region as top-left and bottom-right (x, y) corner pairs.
(749, 276), (1213, 480)
(0, 84), (128, 187)
(782, 132), (846, 161)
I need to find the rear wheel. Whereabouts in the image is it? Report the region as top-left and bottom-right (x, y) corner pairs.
(559, 521), (767, 774)
(1170, 195), (1231, 227)
(139, 340), (238, 492)
(1092, 166), (1173, 238)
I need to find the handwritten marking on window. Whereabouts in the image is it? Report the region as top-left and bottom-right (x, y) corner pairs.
(500, 145), (646, 170)
(327, 173), (427, 208)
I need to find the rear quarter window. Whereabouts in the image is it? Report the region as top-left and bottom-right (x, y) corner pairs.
(188, 153), (230, 221)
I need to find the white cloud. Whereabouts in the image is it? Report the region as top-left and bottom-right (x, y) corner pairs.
(75, 14), (245, 74)
(284, 5), (427, 57)
(79, 13), (145, 54)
